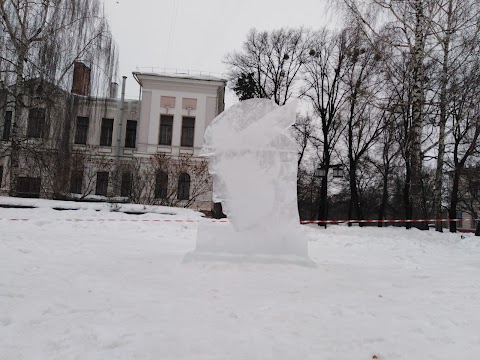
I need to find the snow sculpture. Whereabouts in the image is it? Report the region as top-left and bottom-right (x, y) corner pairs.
(189, 98), (308, 262)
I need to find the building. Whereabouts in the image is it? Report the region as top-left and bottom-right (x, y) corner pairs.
(0, 67), (226, 211)
(454, 166), (480, 232)
(133, 72), (225, 158)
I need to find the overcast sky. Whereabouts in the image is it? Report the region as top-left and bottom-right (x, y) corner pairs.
(103, 0), (334, 105)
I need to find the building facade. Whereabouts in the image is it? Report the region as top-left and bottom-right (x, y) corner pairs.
(453, 167), (480, 232)
(0, 70), (226, 211)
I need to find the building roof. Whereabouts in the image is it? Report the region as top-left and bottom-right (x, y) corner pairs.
(132, 71), (227, 86)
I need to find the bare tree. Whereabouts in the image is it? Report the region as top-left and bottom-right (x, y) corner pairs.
(112, 154), (211, 210)
(428, 0), (480, 230)
(341, 23), (387, 222)
(292, 114), (314, 167)
(342, 0), (443, 228)
(369, 112), (402, 225)
(224, 27), (312, 105)
(69, 148), (115, 199)
(302, 28), (349, 222)
(0, 0), (118, 195)
(445, 61), (480, 232)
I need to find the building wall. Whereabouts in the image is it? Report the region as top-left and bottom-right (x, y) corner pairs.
(0, 73), (226, 212)
(135, 74), (224, 158)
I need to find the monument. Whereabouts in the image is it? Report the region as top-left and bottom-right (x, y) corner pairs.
(185, 98), (310, 264)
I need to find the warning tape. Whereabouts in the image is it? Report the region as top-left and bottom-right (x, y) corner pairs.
(0, 217), (475, 224)
(300, 218), (471, 224)
(0, 218), (228, 223)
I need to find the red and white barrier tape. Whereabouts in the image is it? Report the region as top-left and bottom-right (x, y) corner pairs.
(300, 218), (471, 224)
(0, 217), (475, 224)
(0, 218), (228, 223)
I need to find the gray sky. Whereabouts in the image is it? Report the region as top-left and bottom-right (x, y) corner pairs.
(103, 0), (333, 105)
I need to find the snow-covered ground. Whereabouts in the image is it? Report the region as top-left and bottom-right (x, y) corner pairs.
(1, 203), (479, 360)
(0, 196), (198, 216)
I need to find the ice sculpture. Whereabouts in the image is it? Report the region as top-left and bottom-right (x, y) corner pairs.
(187, 98), (309, 262)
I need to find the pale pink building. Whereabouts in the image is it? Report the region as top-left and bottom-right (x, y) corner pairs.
(133, 72), (226, 157)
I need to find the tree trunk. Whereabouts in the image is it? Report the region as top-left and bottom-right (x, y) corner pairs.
(410, 0), (428, 230)
(9, 45), (28, 196)
(378, 168), (389, 227)
(347, 78), (357, 227)
(349, 160), (363, 226)
(309, 178), (315, 220)
(318, 126), (330, 227)
(53, 94), (75, 198)
(449, 169), (460, 233)
(347, 158), (354, 227)
(434, 0), (453, 232)
(404, 159), (412, 229)
(318, 171), (328, 227)
(213, 202), (226, 219)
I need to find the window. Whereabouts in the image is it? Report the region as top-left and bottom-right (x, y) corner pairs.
(70, 171), (83, 194)
(181, 117), (195, 147)
(3, 111), (12, 140)
(155, 171), (168, 199)
(121, 171), (133, 197)
(95, 171), (109, 196)
(159, 115), (173, 145)
(177, 173), (190, 200)
(27, 108), (46, 138)
(74, 117), (89, 144)
(17, 177), (41, 198)
(125, 120), (137, 148)
(100, 118), (114, 146)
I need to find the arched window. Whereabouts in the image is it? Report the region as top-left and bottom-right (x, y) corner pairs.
(121, 171), (133, 197)
(155, 171), (168, 199)
(177, 173), (190, 200)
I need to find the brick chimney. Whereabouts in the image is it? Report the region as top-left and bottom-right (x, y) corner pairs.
(71, 62), (91, 96)
(109, 82), (119, 98)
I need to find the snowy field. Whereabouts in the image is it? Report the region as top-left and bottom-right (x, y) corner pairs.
(1, 203), (480, 360)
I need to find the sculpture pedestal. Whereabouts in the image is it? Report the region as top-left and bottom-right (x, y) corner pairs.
(184, 219), (314, 266)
